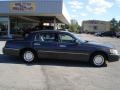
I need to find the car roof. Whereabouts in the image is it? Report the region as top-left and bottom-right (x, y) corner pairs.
(26, 30), (78, 41)
(31, 30), (69, 34)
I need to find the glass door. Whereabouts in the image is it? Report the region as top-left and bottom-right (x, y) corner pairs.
(0, 17), (9, 38)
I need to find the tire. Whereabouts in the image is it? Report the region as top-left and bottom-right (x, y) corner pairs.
(117, 36), (120, 38)
(21, 50), (36, 63)
(90, 53), (107, 67)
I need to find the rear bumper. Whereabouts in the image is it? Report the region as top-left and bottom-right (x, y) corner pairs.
(108, 54), (120, 62)
(3, 47), (19, 56)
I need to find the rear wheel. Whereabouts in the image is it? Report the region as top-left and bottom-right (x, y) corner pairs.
(90, 53), (107, 67)
(21, 50), (36, 63)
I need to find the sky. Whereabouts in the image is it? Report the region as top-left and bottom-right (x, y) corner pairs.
(64, 0), (120, 25)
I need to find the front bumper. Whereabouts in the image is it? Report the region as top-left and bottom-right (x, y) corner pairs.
(108, 54), (120, 62)
(3, 47), (19, 56)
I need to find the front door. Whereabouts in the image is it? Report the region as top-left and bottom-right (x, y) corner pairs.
(33, 32), (59, 59)
(57, 33), (87, 61)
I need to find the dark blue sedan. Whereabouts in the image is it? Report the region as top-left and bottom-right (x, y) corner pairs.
(3, 30), (120, 67)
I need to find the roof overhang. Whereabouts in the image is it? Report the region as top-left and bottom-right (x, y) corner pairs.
(0, 0), (70, 24)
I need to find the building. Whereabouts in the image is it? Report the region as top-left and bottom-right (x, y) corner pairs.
(0, 0), (70, 38)
(82, 20), (110, 33)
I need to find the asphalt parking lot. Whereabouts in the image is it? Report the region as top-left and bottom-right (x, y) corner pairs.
(0, 34), (120, 90)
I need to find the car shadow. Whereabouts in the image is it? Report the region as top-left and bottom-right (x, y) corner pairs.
(0, 54), (106, 68)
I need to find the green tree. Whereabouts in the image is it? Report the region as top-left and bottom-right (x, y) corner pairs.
(118, 20), (120, 31)
(69, 19), (80, 33)
(77, 25), (81, 33)
(61, 20), (81, 33)
(110, 18), (118, 31)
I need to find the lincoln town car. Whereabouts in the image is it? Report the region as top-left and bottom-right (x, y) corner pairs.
(3, 30), (120, 67)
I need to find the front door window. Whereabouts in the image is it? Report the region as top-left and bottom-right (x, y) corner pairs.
(59, 34), (76, 43)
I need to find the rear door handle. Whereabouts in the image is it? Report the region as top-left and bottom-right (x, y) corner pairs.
(59, 45), (66, 48)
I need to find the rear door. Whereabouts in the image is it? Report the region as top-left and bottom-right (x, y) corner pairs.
(33, 32), (59, 59)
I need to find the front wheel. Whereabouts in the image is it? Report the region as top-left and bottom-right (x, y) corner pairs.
(90, 53), (107, 67)
(21, 50), (36, 63)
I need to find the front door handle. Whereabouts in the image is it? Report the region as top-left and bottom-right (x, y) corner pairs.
(34, 42), (40, 46)
(59, 45), (66, 48)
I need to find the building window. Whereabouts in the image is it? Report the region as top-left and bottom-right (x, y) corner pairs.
(0, 17), (9, 38)
(93, 26), (98, 30)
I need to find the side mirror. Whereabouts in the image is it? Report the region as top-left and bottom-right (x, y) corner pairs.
(75, 40), (80, 44)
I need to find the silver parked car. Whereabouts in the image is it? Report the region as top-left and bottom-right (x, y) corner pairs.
(116, 32), (120, 38)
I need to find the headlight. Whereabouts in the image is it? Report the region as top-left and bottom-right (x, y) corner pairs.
(110, 49), (118, 55)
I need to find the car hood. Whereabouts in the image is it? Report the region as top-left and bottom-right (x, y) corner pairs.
(84, 41), (113, 49)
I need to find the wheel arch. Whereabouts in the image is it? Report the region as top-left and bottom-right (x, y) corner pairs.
(89, 51), (108, 61)
(19, 47), (37, 56)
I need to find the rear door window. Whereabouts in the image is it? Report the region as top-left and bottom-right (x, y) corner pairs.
(34, 33), (58, 42)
